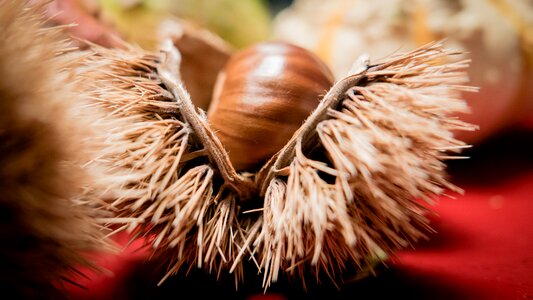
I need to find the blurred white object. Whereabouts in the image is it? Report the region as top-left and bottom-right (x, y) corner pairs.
(274, 0), (533, 143)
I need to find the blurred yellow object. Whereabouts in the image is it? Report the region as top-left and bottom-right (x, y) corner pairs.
(98, 0), (168, 49)
(274, 0), (533, 144)
(98, 0), (271, 49)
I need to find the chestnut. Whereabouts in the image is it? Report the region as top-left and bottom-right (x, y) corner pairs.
(207, 42), (334, 171)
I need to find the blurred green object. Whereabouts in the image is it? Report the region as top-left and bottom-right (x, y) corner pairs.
(99, 0), (271, 49)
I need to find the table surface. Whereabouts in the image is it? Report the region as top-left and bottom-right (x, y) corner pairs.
(67, 123), (533, 300)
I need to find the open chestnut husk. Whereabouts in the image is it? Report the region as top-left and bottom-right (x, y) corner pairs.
(78, 30), (476, 288)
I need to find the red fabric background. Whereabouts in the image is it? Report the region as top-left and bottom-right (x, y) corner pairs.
(66, 122), (533, 300)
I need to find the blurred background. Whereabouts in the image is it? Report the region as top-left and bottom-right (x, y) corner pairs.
(42, 0), (533, 145)
(34, 0), (532, 299)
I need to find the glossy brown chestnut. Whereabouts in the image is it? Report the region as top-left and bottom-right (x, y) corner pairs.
(207, 42), (334, 171)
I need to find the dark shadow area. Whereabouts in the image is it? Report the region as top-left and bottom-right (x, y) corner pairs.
(404, 214), (470, 251)
(114, 259), (472, 300)
(266, 0), (294, 14)
(447, 127), (533, 186)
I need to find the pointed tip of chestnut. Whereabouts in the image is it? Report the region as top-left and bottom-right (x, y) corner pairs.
(207, 42), (334, 171)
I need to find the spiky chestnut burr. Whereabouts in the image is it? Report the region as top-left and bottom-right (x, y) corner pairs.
(0, 1), (109, 297)
(80, 34), (476, 288)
